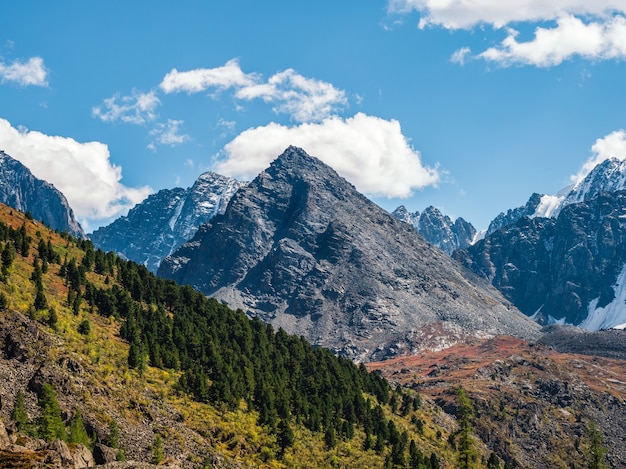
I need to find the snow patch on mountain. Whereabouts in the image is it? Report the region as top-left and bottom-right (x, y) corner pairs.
(533, 194), (564, 219)
(580, 264), (626, 331)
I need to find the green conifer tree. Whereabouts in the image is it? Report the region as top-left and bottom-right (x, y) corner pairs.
(38, 383), (66, 441)
(69, 408), (91, 447)
(11, 389), (30, 433)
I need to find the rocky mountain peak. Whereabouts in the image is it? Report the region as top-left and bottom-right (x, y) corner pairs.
(392, 204), (476, 255)
(90, 170), (245, 272)
(0, 150), (84, 238)
(159, 146), (540, 361)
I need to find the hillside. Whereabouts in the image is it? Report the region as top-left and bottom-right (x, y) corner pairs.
(368, 335), (626, 468)
(0, 202), (481, 468)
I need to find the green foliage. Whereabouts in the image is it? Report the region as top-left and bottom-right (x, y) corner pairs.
(585, 421), (608, 469)
(77, 318), (91, 335)
(324, 426), (337, 449)
(11, 389), (31, 434)
(487, 451), (501, 469)
(152, 434), (164, 464)
(0, 291), (8, 309)
(38, 383), (66, 442)
(456, 387), (478, 469)
(107, 419), (120, 448)
(33, 284), (48, 311)
(69, 408), (91, 447)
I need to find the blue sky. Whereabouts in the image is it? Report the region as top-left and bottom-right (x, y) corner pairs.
(1, 1), (626, 232)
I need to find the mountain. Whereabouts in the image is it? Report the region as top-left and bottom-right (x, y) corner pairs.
(0, 150), (84, 238)
(392, 205), (476, 255)
(159, 146), (541, 361)
(454, 190), (626, 329)
(486, 157), (626, 235)
(90, 171), (244, 273)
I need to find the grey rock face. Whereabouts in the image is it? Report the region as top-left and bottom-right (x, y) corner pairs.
(0, 150), (84, 238)
(90, 172), (244, 273)
(159, 146), (540, 361)
(486, 193), (543, 236)
(455, 190), (626, 327)
(392, 205), (476, 255)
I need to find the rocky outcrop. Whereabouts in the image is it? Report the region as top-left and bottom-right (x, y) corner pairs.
(455, 190), (626, 327)
(0, 150), (84, 238)
(159, 146), (541, 361)
(392, 205), (476, 255)
(90, 172), (244, 273)
(486, 193), (544, 236)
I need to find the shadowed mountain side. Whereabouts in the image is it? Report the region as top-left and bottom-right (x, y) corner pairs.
(159, 147), (541, 361)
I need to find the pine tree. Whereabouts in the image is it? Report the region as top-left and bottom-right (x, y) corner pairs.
(487, 452), (501, 469)
(38, 383), (66, 441)
(69, 408), (91, 447)
(107, 419), (120, 448)
(586, 421), (608, 469)
(456, 387), (477, 469)
(34, 284), (48, 311)
(152, 434), (164, 464)
(11, 389), (30, 433)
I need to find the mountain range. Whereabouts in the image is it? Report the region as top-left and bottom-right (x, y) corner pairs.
(90, 172), (244, 272)
(456, 157), (626, 329)
(158, 146), (540, 361)
(0, 150), (84, 239)
(392, 205), (476, 255)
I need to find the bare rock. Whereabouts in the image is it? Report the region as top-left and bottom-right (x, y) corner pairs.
(0, 420), (10, 449)
(93, 443), (119, 465)
(72, 443), (94, 468)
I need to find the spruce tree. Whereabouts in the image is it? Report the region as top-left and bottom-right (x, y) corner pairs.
(38, 383), (66, 441)
(456, 387), (477, 469)
(11, 389), (30, 433)
(69, 408), (91, 447)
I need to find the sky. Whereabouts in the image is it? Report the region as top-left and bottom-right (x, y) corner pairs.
(1, 1), (626, 233)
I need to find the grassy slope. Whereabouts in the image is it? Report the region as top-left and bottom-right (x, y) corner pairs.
(0, 204), (475, 468)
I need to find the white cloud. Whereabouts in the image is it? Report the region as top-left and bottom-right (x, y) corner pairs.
(391, 1), (626, 67)
(450, 47), (472, 65)
(215, 112), (439, 198)
(159, 59), (257, 94)
(148, 119), (189, 147)
(158, 60), (346, 122)
(0, 118), (152, 231)
(235, 69), (347, 122)
(92, 90), (160, 125)
(476, 15), (626, 66)
(0, 56), (48, 86)
(388, 0), (626, 29)
(571, 129), (626, 183)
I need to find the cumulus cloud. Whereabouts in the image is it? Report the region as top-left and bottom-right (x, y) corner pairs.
(159, 59), (257, 94)
(236, 69), (347, 122)
(92, 90), (160, 125)
(159, 60), (346, 122)
(391, 0), (626, 67)
(148, 119), (190, 148)
(215, 112), (439, 198)
(476, 15), (626, 66)
(388, 0), (626, 29)
(571, 129), (626, 184)
(0, 56), (48, 86)
(0, 118), (152, 230)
